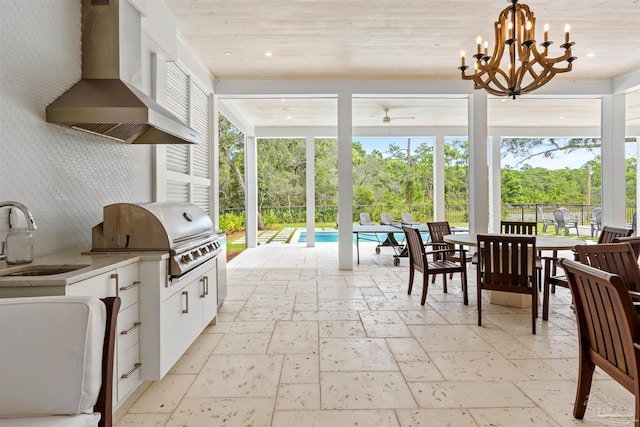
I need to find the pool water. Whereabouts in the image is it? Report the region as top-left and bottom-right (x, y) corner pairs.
(297, 231), (405, 243)
(298, 231), (339, 243)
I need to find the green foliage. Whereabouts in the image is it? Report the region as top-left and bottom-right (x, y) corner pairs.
(259, 211), (278, 228)
(218, 115), (637, 225)
(219, 212), (245, 233)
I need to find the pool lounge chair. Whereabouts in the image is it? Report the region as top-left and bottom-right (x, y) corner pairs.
(359, 212), (376, 225)
(401, 212), (420, 225)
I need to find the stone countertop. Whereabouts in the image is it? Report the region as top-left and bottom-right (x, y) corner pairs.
(0, 249), (167, 287)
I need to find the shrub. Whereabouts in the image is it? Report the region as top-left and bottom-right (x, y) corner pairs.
(219, 212), (245, 233)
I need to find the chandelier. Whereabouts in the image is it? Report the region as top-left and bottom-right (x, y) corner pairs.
(458, 0), (576, 99)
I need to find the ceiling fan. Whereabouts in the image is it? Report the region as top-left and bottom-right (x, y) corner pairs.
(374, 107), (415, 124)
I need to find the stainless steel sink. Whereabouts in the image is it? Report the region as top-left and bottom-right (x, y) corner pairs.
(0, 264), (90, 277)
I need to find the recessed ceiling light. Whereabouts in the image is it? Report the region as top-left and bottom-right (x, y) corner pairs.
(559, 116), (565, 119)
(586, 52), (596, 58)
(281, 98), (286, 102)
(224, 51), (232, 56)
(286, 116), (292, 120)
(265, 51), (273, 57)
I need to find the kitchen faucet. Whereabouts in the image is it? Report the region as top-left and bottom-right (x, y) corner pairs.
(0, 201), (37, 262)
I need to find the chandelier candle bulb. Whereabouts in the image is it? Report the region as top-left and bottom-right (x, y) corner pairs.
(483, 41), (489, 55)
(461, 51), (466, 67)
(476, 36), (482, 53)
(544, 23), (549, 42)
(564, 24), (570, 44)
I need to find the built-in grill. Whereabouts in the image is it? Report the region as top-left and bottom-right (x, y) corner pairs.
(91, 202), (223, 277)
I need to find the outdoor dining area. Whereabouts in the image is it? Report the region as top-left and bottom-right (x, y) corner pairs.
(397, 218), (640, 423)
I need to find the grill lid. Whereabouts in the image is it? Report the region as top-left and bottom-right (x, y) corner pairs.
(92, 202), (213, 250)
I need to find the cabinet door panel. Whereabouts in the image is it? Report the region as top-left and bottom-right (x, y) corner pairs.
(160, 279), (202, 376)
(200, 265), (217, 328)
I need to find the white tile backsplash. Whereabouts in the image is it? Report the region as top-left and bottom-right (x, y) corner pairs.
(1, 0), (152, 256)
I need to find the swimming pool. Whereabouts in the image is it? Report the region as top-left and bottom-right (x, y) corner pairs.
(296, 231), (405, 243)
(297, 231), (339, 243)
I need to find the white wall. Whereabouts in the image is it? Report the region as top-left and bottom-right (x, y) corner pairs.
(0, 1), (153, 255)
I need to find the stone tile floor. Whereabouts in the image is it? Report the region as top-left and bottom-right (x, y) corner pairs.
(114, 242), (635, 426)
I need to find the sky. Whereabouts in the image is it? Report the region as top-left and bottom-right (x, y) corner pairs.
(354, 137), (637, 171)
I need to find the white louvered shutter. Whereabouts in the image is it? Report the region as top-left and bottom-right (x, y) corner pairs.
(158, 61), (212, 210)
(191, 84), (210, 179)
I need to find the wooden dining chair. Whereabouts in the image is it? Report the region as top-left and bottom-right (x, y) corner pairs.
(574, 242), (640, 293)
(543, 227), (636, 321)
(426, 221), (472, 286)
(559, 258), (640, 426)
(402, 226), (468, 306)
(597, 224), (633, 243)
(613, 235), (640, 261)
(0, 296), (120, 427)
(476, 234), (538, 334)
(501, 220), (542, 284)
(500, 221), (537, 235)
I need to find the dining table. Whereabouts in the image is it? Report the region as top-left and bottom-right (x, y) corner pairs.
(443, 232), (585, 308)
(442, 232), (584, 251)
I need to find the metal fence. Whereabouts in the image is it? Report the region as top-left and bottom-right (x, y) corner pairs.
(222, 203), (636, 227)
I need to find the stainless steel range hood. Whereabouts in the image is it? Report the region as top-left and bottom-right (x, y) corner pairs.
(46, 0), (200, 145)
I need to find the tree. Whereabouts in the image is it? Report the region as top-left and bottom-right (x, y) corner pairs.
(218, 115), (245, 209)
(501, 137), (601, 167)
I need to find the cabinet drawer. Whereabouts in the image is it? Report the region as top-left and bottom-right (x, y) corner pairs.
(67, 271), (116, 297)
(115, 264), (140, 309)
(117, 343), (141, 402)
(118, 303), (140, 355)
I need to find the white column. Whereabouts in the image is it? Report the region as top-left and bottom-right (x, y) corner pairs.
(601, 94), (626, 227)
(306, 136), (316, 247)
(468, 92), (489, 233)
(211, 96), (220, 230)
(433, 134), (445, 221)
(245, 135), (258, 248)
(488, 135), (501, 232)
(337, 93), (353, 270)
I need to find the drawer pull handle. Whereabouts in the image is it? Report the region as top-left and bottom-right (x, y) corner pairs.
(204, 276), (209, 296)
(200, 277), (206, 298)
(120, 280), (141, 291)
(182, 291), (189, 313)
(120, 321), (142, 335)
(121, 362), (142, 379)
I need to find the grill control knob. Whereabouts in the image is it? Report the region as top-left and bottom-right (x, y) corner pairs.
(192, 250), (201, 259)
(202, 246), (210, 254)
(181, 254), (192, 263)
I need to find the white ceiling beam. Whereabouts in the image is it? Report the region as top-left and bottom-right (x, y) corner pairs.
(215, 79), (614, 97)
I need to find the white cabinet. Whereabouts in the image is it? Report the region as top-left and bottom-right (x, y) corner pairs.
(138, 257), (218, 380)
(66, 261), (142, 407)
(200, 263), (218, 328)
(160, 278), (203, 374)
